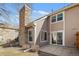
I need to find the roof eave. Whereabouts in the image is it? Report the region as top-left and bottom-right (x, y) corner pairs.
(50, 3), (79, 16)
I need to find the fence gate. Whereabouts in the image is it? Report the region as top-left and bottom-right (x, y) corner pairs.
(76, 32), (79, 48)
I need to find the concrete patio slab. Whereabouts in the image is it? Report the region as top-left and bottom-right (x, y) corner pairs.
(40, 45), (79, 56)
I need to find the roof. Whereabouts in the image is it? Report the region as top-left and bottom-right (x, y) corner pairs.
(32, 4), (79, 22)
(25, 3), (79, 27)
(50, 3), (79, 15)
(0, 23), (18, 30)
(25, 22), (35, 28)
(32, 15), (48, 22)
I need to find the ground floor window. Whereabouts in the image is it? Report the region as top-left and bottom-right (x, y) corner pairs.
(41, 31), (48, 41)
(28, 30), (33, 41)
(51, 31), (63, 45)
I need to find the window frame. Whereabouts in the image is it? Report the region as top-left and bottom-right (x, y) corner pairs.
(51, 12), (64, 24)
(51, 30), (64, 46)
(40, 30), (48, 42)
(57, 31), (63, 45)
(28, 29), (33, 42)
(57, 13), (63, 21)
(51, 15), (56, 23)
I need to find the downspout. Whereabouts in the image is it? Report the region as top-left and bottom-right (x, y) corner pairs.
(33, 23), (37, 49)
(49, 15), (52, 44)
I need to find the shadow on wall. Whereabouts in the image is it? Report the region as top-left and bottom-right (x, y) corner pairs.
(35, 16), (50, 47)
(2, 36), (20, 48)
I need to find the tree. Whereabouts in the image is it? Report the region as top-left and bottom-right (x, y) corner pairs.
(0, 7), (10, 25)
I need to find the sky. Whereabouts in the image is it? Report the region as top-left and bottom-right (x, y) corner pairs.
(0, 3), (70, 26)
(0, 3), (18, 26)
(31, 3), (70, 20)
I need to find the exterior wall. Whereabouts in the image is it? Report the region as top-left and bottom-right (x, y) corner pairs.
(65, 5), (79, 47)
(51, 21), (64, 31)
(50, 12), (64, 32)
(34, 16), (50, 47)
(0, 28), (18, 45)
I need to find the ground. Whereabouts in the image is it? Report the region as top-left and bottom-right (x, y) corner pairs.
(0, 46), (38, 56)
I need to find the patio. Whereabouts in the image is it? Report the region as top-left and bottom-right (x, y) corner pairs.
(40, 45), (79, 56)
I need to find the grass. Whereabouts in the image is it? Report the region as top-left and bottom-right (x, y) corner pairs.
(0, 46), (38, 56)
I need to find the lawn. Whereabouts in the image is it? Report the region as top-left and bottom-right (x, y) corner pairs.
(0, 46), (38, 56)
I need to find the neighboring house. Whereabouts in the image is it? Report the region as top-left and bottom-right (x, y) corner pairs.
(0, 23), (18, 45)
(19, 3), (79, 48)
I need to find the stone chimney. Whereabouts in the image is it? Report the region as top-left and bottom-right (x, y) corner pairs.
(19, 4), (31, 47)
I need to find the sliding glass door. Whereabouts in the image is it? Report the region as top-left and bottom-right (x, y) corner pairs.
(57, 32), (63, 45)
(51, 31), (63, 45)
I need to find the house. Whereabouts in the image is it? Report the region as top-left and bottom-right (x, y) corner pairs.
(0, 23), (18, 45)
(19, 3), (79, 49)
(49, 3), (79, 47)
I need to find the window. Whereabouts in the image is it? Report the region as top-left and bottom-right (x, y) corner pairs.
(51, 12), (63, 23)
(41, 31), (47, 41)
(52, 16), (56, 22)
(28, 30), (33, 41)
(57, 13), (63, 21)
(44, 32), (47, 40)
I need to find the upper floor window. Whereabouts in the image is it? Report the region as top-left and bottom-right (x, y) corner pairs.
(57, 13), (63, 21)
(52, 16), (56, 22)
(51, 12), (64, 23)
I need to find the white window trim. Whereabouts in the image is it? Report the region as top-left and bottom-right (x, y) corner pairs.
(40, 30), (48, 42)
(51, 12), (64, 24)
(51, 30), (65, 46)
(28, 29), (33, 43)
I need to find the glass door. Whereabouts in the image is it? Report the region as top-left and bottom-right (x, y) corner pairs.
(51, 31), (63, 45)
(57, 32), (63, 45)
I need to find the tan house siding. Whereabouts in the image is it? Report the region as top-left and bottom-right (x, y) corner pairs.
(65, 5), (79, 47)
(51, 21), (64, 31)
